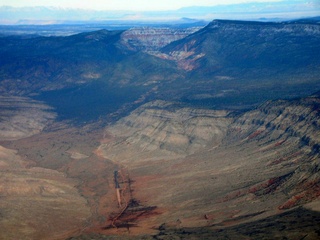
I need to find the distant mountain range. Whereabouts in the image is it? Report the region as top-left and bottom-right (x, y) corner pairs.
(0, 18), (319, 122)
(0, 0), (319, 24)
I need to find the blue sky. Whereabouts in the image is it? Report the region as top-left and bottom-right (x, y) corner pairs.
(0, 0), (289, 11)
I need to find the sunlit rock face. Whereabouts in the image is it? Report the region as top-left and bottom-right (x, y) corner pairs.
(222, 96), (320, 210)
(120, 27), (201, 52)
(93, 95), (320, 238)
(100, 100), (232, 162)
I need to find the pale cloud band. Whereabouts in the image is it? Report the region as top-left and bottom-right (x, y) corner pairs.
(1, 0), (286, 11)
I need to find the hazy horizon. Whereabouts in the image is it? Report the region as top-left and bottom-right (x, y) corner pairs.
(0, 0), (319, 24)
(0, 0), (286, 11)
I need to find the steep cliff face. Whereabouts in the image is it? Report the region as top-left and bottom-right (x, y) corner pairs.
(100, 100), (232, 162)
(120, 27), (201, 52)
(0, 29), (180, 97)
(161, 20), (320, 74)
(223, 96), (320, 209)
(151, 20), (320, 112)
(227, 97), (320, 151)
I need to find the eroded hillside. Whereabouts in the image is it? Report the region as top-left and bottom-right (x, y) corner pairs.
(0, 144), (91, 240)
(120, 27), (201, 52)
(0, 96), (56, 140)
(100, 101), (231, 162)
(85, 95), (320, 238)
(1, 19), (319, 123)
(1, 93), (320, 239)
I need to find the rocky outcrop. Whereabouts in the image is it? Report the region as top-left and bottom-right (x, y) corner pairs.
(227, 96), (320, 155)
(100, 100), (231, 162)
(161, 20), (320, 74)
(96, 96), (320, 234)
(120, 27), (201, 52)
(222, 96), (320, 209)
(1, 94), (319, 239)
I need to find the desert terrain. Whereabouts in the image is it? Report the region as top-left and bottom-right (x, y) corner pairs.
(1, 95), (320, 239)
(0, 18), (319, 239)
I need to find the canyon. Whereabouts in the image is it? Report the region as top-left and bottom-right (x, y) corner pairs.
(1, 94), (319, 239)
(0, 18), (319, 239)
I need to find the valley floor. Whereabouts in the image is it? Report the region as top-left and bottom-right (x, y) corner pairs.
(0, 98), (320, 239)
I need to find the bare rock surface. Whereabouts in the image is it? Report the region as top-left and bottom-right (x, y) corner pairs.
(120, 27), (201, 52)
(1, 96), (320, 239)
(100, 101), (232, 163)
(92, 97), (320, 238)
(0, 96), (56, 140)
